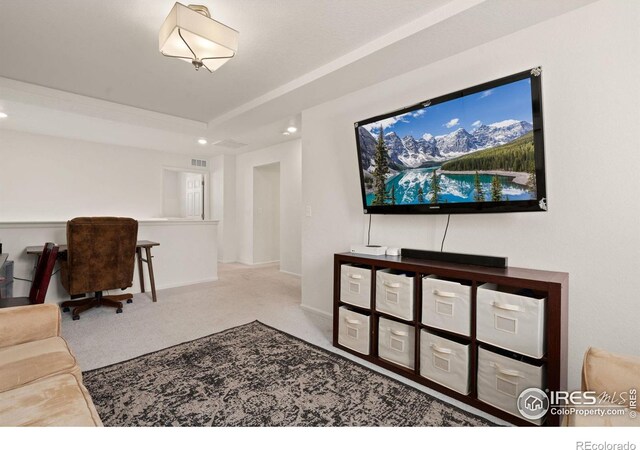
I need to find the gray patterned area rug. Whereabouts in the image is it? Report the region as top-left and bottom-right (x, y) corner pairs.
(83, 321), (493, 427)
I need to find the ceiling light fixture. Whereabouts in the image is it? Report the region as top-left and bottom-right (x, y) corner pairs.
(160, 3), (239, 73)
(282, 131), (290, 136)
(198, 138), (208, 145)
(286, 126), (297, 133)
(0, 112), (7, 119)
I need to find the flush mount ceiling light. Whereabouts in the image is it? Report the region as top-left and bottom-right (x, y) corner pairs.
(286, 126), (297, 133)
(197, 138), (208, 145)
(0, 112), (7, 119)
(159, 3), (239, 73)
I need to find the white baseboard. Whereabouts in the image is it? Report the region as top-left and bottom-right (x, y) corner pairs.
(152, 277), (219, 291)
(280, 269), (301, 277)
(300, 304), (332, 319)
(252, 259), (280, 265)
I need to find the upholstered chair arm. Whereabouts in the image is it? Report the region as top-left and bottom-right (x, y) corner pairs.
(582, 347), (640, 409)
(0, 304), (61, 348)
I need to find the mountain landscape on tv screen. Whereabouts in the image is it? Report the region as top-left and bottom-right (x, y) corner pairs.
(360, 115), (537, 206)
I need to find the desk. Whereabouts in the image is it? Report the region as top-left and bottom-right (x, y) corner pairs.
(26, 241), (160, 302)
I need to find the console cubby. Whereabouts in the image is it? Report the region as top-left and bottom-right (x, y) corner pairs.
(333, 252), (568, 427)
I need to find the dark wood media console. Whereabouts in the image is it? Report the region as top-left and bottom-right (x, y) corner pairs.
(332, 252), (568, 426)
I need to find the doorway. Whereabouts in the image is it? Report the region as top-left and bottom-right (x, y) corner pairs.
(252, 162), (280, 264)
(163, 169), (205, 219)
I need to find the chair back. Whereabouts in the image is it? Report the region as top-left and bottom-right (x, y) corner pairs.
(62, 217), (138, 295)
(29, 242), (59, 304)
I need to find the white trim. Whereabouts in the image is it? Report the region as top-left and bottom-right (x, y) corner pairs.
(152, 277), (219, 291)
(247, 260), (280, 266)
(279, 269), (301, 278)
(0, 219), (219, 229)
(300, 304), (332, 319)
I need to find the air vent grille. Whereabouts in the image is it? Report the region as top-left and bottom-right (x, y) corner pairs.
(191, 159), (207, 168)
(212, 139), (247, 149)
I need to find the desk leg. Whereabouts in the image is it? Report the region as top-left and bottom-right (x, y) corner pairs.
(136, 248), (145, 293)
(145, 247), (158, 302)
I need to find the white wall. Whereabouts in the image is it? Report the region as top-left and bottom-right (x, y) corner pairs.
(0, 129), (212, 221)
(0, 129), (220, 298)
(0, 220), (218, 303)
(211, 154), (237, 263)
(162, 169), (181, 217)
(235, 139), (302, 275)
(253, 163), (281, 263)
(301, 0), (640, 390)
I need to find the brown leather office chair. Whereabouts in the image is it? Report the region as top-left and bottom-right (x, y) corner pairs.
(60, 217), (138, 320)
(0, 242), (59, 308)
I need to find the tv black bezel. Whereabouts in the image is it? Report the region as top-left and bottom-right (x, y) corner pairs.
(354, 68), (547, 215)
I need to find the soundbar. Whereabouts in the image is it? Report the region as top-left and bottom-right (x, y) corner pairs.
(400, 248), (508, 268)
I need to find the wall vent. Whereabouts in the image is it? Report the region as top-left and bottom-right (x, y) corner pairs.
(211, 139), (247, 149)
(191, 158), (208, 168)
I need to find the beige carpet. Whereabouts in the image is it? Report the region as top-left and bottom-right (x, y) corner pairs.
(61, 262), (506, 425)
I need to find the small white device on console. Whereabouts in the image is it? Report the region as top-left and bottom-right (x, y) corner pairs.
(386, 247), (401, 256)
(350, 244), (387, 256)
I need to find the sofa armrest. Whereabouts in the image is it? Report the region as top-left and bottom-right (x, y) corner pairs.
(582, 347), (640, 408)
(0, 304), (61, 348)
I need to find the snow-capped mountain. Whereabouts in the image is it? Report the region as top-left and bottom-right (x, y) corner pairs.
(472, 120), (533, 149)
(359, 120), (532, 173)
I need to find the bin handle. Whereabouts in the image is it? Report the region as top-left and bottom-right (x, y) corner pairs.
(345, 318), (361, 325)
(491, 301), (522, 312)
(348, 274), (363, 280)
(490, 362), (524, 378)
(433, 289), (457, 298)
(430, 343), (454, 355)
(390, 329), (408, 337)
(384, 281), (400, 288)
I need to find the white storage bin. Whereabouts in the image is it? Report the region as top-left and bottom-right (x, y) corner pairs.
(340, 264), (372, 308)
(375, 269), (414, 320)
(338, 306), (370, 355)
(477, 347), (546, 425)
(419, 331), (470, 394)
(378, 317), (415, 369)
(421, 276), (471, 336)
(477, 283), (546, 358)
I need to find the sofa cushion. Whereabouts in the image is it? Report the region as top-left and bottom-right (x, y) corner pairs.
(563, 402), (637, 427)
(0, 373), (102, 426)
(0, 337), (80, 393)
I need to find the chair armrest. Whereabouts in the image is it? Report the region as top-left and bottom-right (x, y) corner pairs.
(0, 304), (61, 348)
(582, 347), (640, 408)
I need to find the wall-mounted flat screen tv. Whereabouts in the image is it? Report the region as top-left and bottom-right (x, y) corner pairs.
(355, 68), (546, 215)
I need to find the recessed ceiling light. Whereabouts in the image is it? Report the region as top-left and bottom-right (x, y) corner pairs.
(282, 131), (290, 136)
(0, 112), (7, 119)
(198, 138), (208, 145)
(286, 126), (297, 133)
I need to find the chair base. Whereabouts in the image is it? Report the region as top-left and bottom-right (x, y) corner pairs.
(61, 292), (132, 320)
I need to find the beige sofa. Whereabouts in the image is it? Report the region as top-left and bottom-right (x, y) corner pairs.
(564, 347), (639, 426)
(0, 304), (102, 426)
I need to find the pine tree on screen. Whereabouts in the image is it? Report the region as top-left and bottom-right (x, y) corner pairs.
(372, 127), (390, 205)
(491, 176), (502, 202)
(474, 171), (485, 202)
(429, 170), (440, 204)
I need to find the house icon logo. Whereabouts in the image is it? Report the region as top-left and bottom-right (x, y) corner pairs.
(517, 388), (549, 420)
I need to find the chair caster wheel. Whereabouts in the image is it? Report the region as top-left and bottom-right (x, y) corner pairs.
(63, 307), (70, 312)
(72, 315), (80, 321)
(126, 299), (133, 304)
(116, 308), (123, 314)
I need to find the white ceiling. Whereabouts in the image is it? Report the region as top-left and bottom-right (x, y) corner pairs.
(0, 0), (597, 155)
(0, 0), (450, 122)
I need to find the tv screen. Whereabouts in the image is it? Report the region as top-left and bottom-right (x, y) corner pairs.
(355, 69), (547, 215)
